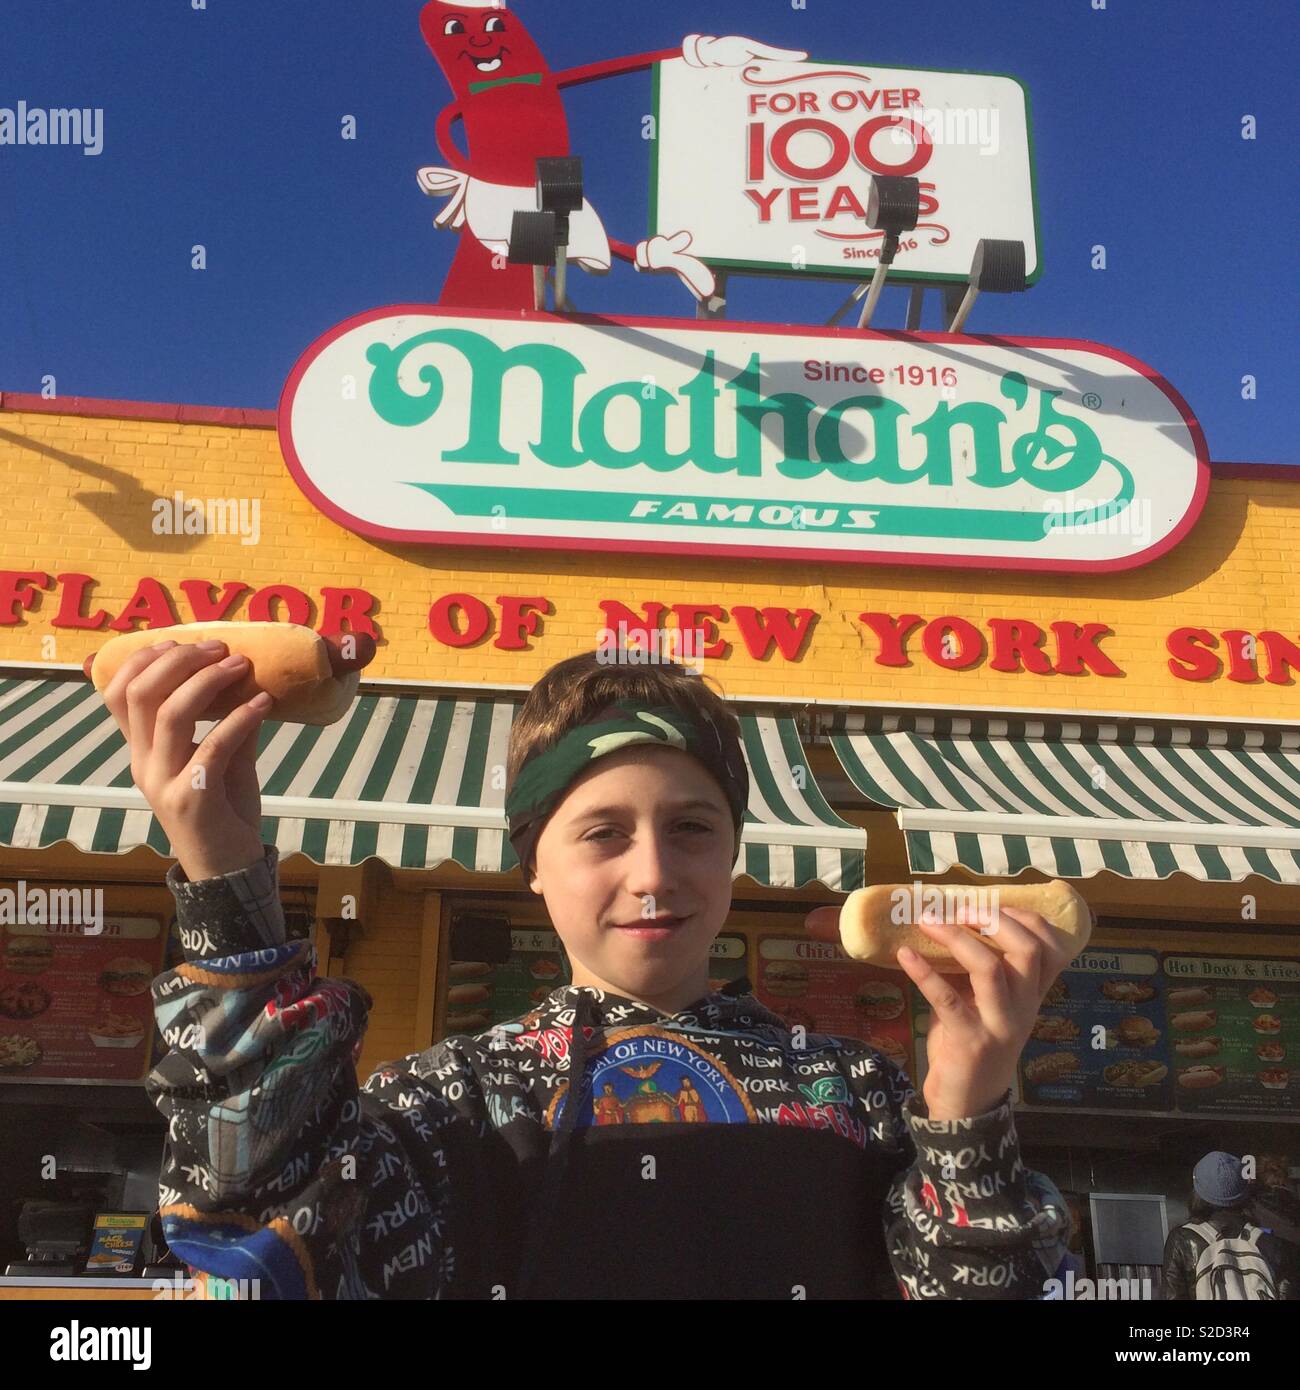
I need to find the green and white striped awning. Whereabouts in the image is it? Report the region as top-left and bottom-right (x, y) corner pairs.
(826, 711), (1300, 884)
(0, 676), (863, 891)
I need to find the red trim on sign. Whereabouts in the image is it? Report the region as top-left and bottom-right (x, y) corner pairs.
(1209, 462), (1299, 480)
(275, 304), (1224, 576)
(0, 391), (277, 429)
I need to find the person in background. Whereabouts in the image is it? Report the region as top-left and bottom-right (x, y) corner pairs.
(1162, 1151), (1298, 1300)
(1251, 1154), (1300, 1249)
(1025, 1170), (1085, 1295)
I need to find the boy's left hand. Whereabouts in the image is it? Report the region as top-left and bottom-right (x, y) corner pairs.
(804, 901), (1079, 1122)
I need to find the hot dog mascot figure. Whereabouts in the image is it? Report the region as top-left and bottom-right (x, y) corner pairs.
(416, 1), (807, 308)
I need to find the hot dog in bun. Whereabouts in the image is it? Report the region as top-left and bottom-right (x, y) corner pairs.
(1177, 1063), (1225, 1090)
(86, 621), (376, 727)
(836, 880), (1093, 973)
(1172, 1010), (1218, 1033)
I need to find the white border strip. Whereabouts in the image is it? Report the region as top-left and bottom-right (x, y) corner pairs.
(900, 807), (1300, 851)
(0, 782), (867, 849)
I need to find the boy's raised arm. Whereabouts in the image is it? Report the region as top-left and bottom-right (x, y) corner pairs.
(875, 1060), (1066, 1299)
(146, 845), (466, 1298)
(90, 636), (480, 1297)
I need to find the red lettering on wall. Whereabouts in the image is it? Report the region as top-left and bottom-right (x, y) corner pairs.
(987, 619), (1052, 675)
(494, 596), (550, 651)
(858, 612), (924, 667)
(0, 572), (52, 627)
(108, 578), (180, 632)
(1166, 627), (1220, 681)
(598, 601), (669, 649)
(670, 605), (727, 659)
(246, 585), (312, 626)
(178, 579), (251, 623)
(922, 616), (984, 670)
(1220, 629), (1261, 684)
(1050, 622), (1122, 677)
(1260, 631), (1300, 685)
(428, 593), (491, 647)
(51, 573), (110, 630)
(319, 588), (380, 641)
(731, 606), (816, 661)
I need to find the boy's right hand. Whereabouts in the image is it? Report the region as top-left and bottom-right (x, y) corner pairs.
(86, 638), (274, 883)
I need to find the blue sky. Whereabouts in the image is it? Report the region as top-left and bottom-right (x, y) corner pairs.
(3, 0), (1296, 465)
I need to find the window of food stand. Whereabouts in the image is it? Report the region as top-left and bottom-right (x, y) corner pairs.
(0, 856), (317, 1279)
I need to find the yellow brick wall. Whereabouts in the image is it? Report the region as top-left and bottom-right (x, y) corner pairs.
(338, 881), (427, 1078)
(1, 404), (1296, 720)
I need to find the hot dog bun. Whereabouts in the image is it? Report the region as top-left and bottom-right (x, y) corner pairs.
(86, 621), (375, 726)
(837, 880), (1093, 973)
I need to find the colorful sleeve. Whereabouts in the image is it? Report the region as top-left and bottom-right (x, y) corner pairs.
(145, 845), (468, 1299)
(845, 1051), (1067, 1300)
(881, 1062), (1069, 1299)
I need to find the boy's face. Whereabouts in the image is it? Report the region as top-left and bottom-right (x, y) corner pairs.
(528, 745), (735, 1009)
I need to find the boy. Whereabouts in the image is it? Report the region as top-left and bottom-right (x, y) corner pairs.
(114, 638), (1073, 1298)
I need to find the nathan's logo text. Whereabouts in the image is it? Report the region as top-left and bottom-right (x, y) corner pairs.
(366, 329), (1134, 542)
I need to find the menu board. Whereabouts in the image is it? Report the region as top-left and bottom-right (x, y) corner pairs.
(444, 928), (572, 1032)
(754, 935), (912, 1074)
(706, 934), (748, 991)
(1164, 955), (1298, 1115)
(0, 916), (165, 1083)
(1019, 950), (1172, 1110)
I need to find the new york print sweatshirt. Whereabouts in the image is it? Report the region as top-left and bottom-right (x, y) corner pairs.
(146, 844), (1068, 1300)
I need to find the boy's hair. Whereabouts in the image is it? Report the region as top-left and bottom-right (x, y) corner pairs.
(505, 648), (743, 801)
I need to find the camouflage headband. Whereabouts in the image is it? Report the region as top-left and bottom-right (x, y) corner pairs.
(505, 700), (749, 883)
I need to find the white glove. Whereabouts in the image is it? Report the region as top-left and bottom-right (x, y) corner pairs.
(681, 34), (809, 68)
(635, 231), (716, 302)
(417, 166), (469, 231)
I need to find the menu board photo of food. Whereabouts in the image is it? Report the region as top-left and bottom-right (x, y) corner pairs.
(1163, 955), (1298, 1115)
(0, 915), (163, 1083)
(1018, 951), (1172, 1110)
(706, 934), (749, 992)
(754, 935), (913, 1074)
(443, 928), (572, 1033)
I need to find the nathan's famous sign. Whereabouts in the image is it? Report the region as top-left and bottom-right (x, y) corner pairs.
(278, 4), (1208, 574)
(281, 308), (1206, 574)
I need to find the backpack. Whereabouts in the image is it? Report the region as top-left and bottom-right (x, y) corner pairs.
(1188, 1220), (1278, 1300)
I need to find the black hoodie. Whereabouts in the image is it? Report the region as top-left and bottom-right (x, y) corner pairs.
(146, 845), (1067, 1300)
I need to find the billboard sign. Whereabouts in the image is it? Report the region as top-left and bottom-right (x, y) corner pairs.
(279, 307), (1207, 574)
(652, 57), (1040, 285)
